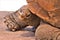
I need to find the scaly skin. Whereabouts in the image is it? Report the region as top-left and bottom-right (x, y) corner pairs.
(4, 5), (41, 32)
(35, 24), (60, 40)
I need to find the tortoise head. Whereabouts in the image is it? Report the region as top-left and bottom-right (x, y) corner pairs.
(17, 5), (31, 20)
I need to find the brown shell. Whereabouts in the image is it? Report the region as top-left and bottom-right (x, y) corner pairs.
(27, 0), (60, 28)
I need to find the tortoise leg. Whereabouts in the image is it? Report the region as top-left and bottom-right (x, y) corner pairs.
(35, 24), (60, 40)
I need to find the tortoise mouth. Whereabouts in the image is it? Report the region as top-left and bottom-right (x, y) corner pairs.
(11, 29), (16, 32)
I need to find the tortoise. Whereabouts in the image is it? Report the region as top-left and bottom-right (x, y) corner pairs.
(4, 5), (41, 32)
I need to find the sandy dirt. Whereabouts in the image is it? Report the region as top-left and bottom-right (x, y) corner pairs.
(0, 11), (35, 40)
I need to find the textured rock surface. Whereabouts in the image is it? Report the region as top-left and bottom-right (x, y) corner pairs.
(4, 5), (41, 32)
(35, 24), (60, 40)
(26, 0), (60, 28)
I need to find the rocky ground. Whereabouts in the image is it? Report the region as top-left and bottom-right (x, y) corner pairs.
(0, 11), (35, 40)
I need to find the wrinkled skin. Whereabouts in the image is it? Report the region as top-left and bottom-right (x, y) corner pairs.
(35, 24), (60, 40)
(26, 0), (60, 28)
(4, 5), (41, 32)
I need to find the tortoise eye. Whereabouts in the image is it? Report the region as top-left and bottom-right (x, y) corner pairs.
(26, 14), (30, 17)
